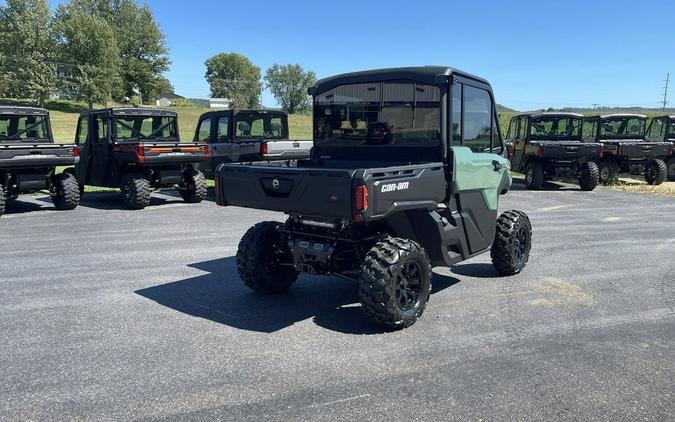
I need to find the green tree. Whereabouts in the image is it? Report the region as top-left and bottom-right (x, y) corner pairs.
(264, 64), (316, 114)
(56, 11), (121, 108)
(205, 52), (261, 108)
(0, 0), (59, 106)
(55, 0), (170, 104)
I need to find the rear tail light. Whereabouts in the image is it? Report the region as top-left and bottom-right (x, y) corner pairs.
(536, 145), (544, 158)
(598, 145), (604, 158)
(355, 185), (368, 211)
(507, 144), (515, 158)
(136, 142), (145, 163)
(616, 145), (622, 156)
(261, 142), (268, 155)
(668, 143), (673, 155)
(73, 146), (79, 157)
(204, 144), (210, 161)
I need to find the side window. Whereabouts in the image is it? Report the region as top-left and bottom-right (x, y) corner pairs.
(583, 120), (597, 140)
(216, 117), (229, 141)
(76, 117), (88, 144)
(197, 118), (211, 142)
(462, 85), (492, 153)
(491, 111), (501, 153)
(94, 116), (106, 143)
(647, 117), (665, 138)
(506, 118), (516, 140)
(450, 84), (462, 145)
(518, 118), (528, 139)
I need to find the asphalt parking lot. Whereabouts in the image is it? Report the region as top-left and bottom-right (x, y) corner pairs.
(1, 181), (673, 421)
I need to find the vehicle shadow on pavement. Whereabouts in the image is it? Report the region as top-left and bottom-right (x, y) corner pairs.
(510, 176), (579, 191)
(2, 197), (55, 215)
(135, 257), (460, 335)
(71, 191), (186, 210)
(450, 263), (498, 278)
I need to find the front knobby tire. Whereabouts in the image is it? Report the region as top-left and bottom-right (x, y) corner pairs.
(525, 162), (544, 190)
(578, 161), (599, 191)
(0, 184), (5, 217)
(51, 172), (81, 210)
(179, 169), (207, 203)
(598, 159), (619, 185)
(237, 221), (298, 293)
(491, 210), (532, 276)
(121, 173), (151, 210)
(644, 159), (667, 185)
(358, 237), (432, 330)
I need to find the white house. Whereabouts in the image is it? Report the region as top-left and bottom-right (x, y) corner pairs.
(155, 93), (185, 107)
(209, 98), (232, 109)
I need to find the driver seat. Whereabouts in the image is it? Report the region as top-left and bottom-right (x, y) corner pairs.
(238, 122), (251, 136)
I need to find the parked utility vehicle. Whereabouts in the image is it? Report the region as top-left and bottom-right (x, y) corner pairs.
(505, 112), (601, 190)
(0, 106), (80, 216)
(215, 67), (532, 329)
(68, 108), (208, 209)
(645, 115), (675, 181)
(584, 114), (670, 185)
(194, 109), (312, 179)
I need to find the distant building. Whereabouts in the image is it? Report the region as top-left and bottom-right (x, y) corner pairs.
(155, 93), (185, 107)
(209, 98), (232, 109)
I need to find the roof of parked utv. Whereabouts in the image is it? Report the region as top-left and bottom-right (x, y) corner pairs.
(80, 107), (177, 117)
(309, 65), (491, 95)
(515, 112), (584, 119)
(587, 113), (648, 120)
(198, 109), (288, 119)
(0, 105), (48, 115)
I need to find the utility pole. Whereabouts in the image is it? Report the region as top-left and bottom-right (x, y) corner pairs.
(662, 73), (669, 110)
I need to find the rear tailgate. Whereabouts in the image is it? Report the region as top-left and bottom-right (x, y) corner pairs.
(262, 140), (312, 160)
(612, 141), (671, 158)
(0, 143), (78, 169)
(217, 164), (356, 219)
(529, 141), (601, 159)
(114, 141), (207, 165)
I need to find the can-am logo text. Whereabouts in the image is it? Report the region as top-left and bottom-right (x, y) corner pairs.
(381, 182), (409, 193)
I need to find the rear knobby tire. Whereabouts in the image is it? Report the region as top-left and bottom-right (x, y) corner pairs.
(0, 184), (5, 217)
(668, 157), (675, 182)
(578, 161), (599, 191)
(51, 172), (81, 210)
(237, 221), (298, 293)
(598, 159), (619, 185)
(644, 159), (667, 185)
(358, 237), (432, 330)
(491, 210), (532, 276)
(179, 169), (207, 203)
(121, 173), (151, 210)
(525, 162), (544, 190)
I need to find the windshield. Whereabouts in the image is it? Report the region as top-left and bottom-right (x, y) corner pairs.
(114, 115), (178, 140)
(599, 118), (645, 139)
(529, 116), (582, 140)
(234, 112), (287, 139)
(0, 114), (50, 141)
(313, 81), (441, 147)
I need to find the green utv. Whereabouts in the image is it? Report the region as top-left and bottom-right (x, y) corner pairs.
(584, 114), (670, 185)
(505, 112), (601, 191)
(68, 108), (208, 210)
(215, 67), (532, 329)
(0, 106), (80, 217)
(645, 115), (675, 181)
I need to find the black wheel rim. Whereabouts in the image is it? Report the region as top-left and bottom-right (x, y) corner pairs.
(579, 168), (588, 185)
(122, 181), (133, 202)
(513, 226), (529, 264)
(600, 167), (609, 181)
(645, 164), (655, 180)
(263, 234), (293, 278)
(526, 169), (532, 184)
(395, 262), (422, 311)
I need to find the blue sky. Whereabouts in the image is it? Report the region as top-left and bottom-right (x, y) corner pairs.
(48, 0), (675, 110)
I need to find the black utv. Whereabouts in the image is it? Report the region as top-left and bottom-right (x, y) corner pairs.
(215, 66), (532, 330)
(645, 115), (675, 181)
(584, 114), (670, 185)
(505, 112), (601, 191)
(194, 109), (312, 179)
(0, 106), (80, 216)
(68, 108), (208, 210)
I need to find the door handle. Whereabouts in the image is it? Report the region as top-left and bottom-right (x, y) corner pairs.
(492, 160), (503, 171)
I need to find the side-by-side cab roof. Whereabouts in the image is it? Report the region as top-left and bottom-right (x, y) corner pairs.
(198, 109), (288, 119)
(587, 113), (647, 120)
(80, 107), (177, 117)
(0, 105), (48, 115)
(651, 115), (675, 120)
(309, 66), (491, 95)
(515, 112), (583, 119)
